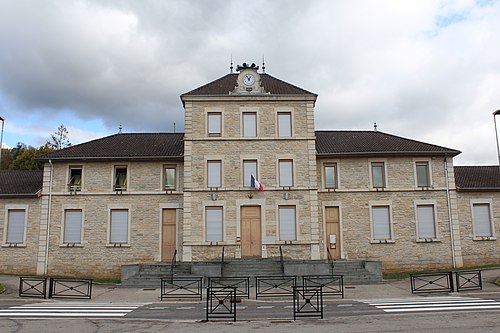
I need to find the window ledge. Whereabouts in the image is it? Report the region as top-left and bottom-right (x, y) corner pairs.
(416, 238), (441, 243)
(472, 236), (497, 241)
(2, 243), (26, 248)
(370, 239), (395, 244)
(59, 243), (84, 248)
(106, 243), (131, 248)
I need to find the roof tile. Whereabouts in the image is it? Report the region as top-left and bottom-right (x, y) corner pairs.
(0, 170), (43, 197)
(454, 166), (500, 190)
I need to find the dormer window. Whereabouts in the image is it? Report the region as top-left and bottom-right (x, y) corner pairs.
(114, 166), (127, 191)
(68, 167), (82, 192)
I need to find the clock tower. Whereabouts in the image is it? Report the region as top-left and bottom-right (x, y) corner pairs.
(233, 62), (266, 94)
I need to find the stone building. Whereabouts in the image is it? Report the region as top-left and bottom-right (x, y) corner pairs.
(0, 64), (498, 278)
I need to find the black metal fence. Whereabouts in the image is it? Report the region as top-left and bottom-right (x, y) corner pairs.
(206, 287), (237, 321)
(160, 277), (203, 300)
(410, 270), (484, 294)
(255, 276), (297, 299)
(208, 277), (250, 299)
(293, 285), (324, 320)
(303, 275), (344, 298)
(19, 277), (47, 298)
(48, 278), (93, 299)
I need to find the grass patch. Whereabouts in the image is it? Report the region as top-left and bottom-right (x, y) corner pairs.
(495, 277), (500, 287)
(383, 264), (500, 281)
(0, 283), (5, 294)
(383, 272), (411, 280)
(92, 278), (121, 284)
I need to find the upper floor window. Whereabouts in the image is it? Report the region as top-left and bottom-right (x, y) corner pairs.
(279, 206), (296, 241)
(324, 163), (338, 189)
(64, 209), (83, 244)
(472, 203), (494, 238)
(242, 112), (257, 137)
(68, 166), (82, 192)
(277, 112), (292, 137)
(164, 166), (176, 191)
(416, 204), (436, 239)
(371, 162), (386, 188)
(243, 160), (258, 187)
(208, 112), (222, 137)
(279, 159), (294, 187)
(206, 207), (223, 242)
(114, 166), (127, 191)
(110, 209), (129, 244)
(416, 162), (430, 187)
(207, 160), (222, 188)
(5, 209), (26, 244)
(371, 205), (392, 241)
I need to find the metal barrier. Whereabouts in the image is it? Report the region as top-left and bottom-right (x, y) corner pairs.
(208, 277), (250, 299)
(19, 277), (47, 298)
(303, 275), (344, 298)
(410, 272), (454, 293)
(255, 276), (296, 299)
(48, 278), (93, 299)
(161, 277), (203, 300)
(455, 270), (483, 292)
(206, 287), (237, 322)
(293, 285), (324, 320)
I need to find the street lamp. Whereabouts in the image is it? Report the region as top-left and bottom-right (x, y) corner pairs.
(0, 116), (4, 170)
(493, 110), (500, 168)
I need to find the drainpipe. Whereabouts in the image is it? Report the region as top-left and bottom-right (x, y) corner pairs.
(444, 153), (457, 269)
(44, 159), (54, 276)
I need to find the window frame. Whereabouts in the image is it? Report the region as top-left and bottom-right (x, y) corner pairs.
(415, 161), (431, 188)
(68, 166), (83, 192)
(278, 205), (297, 241)
(369, 203), (394, 242)
(277, 112), (292, 137)
(113, 166), (128, 191)
(471, 201), (496, 239)
(205, 206), (223, 242)
(323, 163), (338, 189)
(370, 162), (386, 189)
(63, 209), (83, 244)
(207, 160), (222, 188)
(279, 159), (294, 187)
(163, 165), (177, 191)
(108, 208), (130, 245)
(415, 203), (438, 241)
(3, 207), (28, 246)
(207, 112), (222, 137)
(243, 160), (258, 188)
(242, 112), (257, 137)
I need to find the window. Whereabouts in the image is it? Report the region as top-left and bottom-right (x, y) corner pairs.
(243, 160), (258, 187)
(472, 203), (494, 237)
(68, 166), (82, 192)
(416, 162), (430, 187)
(206, 207), (223, 242)
(279, 160), (293, 187)
(208, 112), (222, 137)
(371, 206), (392, 241)
(64, 210), (82, 243)
(6, 209), (26, 244)
(371, 162), (386, 188)
(324, 163), (338, 189)
(416, 205), (436, 239)
(242, 112), (257, 137)
(110, 209), (129, 244)
(164, 166), (176, 190)
(114, 166), (127, 191)
(277, 112), (291, 137)
(279, 206), (296, 241)
(207, 160), (222, 188)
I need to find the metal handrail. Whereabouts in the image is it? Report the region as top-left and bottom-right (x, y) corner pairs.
(169, 249), (177, 282)
(326, 247), (335, 275)
(220, 246), (225, 277)
(279, 246), (285, 276)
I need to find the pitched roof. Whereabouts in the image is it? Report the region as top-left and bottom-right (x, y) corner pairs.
(315, 131), (461, 157)
(181, 73), (316, 97)
(454, 166), (500, 191)
(38, 133), (184, 161)
(0, 170), (43, 197)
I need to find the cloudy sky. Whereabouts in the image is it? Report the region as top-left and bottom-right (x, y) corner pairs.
(0, 0), (499, 165)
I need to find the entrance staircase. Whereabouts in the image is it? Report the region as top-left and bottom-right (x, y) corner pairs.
(121, 259), (382, 288)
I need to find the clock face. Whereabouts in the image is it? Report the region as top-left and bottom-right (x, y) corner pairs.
(243, 74), (255, 86)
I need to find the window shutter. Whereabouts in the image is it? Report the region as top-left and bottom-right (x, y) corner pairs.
(417, 205), (436, 238)
(279, 160), (293, 187)
(473, 204), (493, 237)
(207, 161), (221, 188)
(243, 113), (256, 137)
(279, 206), (296, 240)
(208, 113), (221, 135)
(64, 210), (82, 243)
(110, 210), (128, 243)
(372, 206), (391, 240)
(243, 161), (257, 187)
(206, 208), (223, 241)
(7, 210), (25, 243)
(278, 113), (291, 137)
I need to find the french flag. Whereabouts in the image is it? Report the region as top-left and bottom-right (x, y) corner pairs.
(250, 174), (264, 192)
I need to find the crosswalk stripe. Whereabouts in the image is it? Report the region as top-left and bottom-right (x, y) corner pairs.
(361, 297), (500, 313)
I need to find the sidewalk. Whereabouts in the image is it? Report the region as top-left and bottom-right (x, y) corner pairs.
(1, 268), (499, 304)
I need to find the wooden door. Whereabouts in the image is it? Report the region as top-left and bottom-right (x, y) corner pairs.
(325, 207), (341, 259)
(162, 209), (176, 262)
(241, 206), (262, 258)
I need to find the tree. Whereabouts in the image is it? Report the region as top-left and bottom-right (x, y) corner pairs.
(9, 144), (54, 170)
(48, 124), (71, 150)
